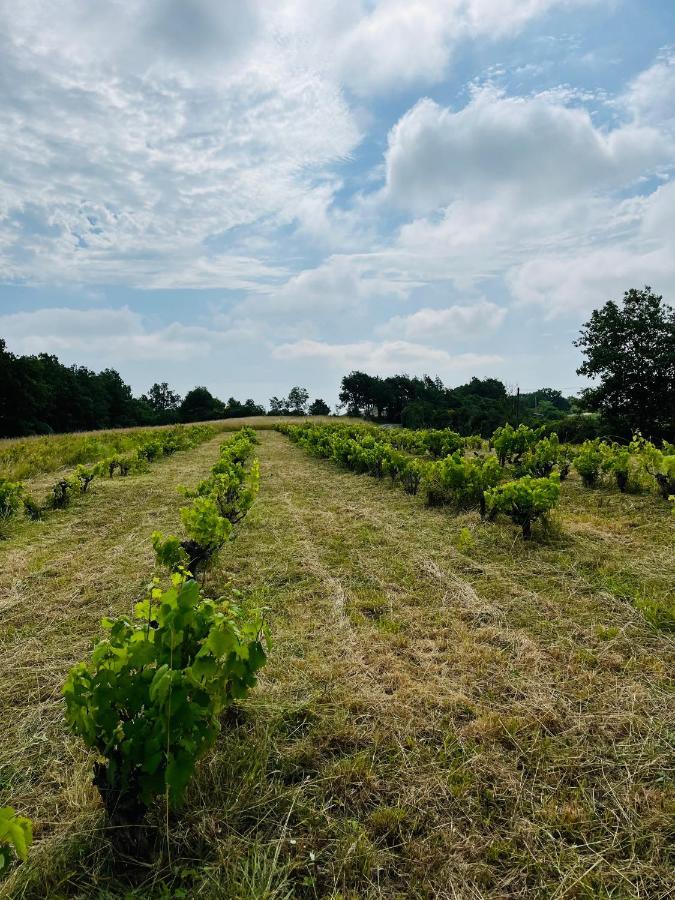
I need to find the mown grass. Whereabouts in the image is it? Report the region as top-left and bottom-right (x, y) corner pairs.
(0, 430), (673, 898)
(0, 416), (341, 483)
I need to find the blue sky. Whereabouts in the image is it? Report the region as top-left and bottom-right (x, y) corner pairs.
(0, 0), (673, 407)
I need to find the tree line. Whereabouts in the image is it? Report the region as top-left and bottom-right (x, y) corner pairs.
(1, 286), (672, 440)
(0, 338), (332, 437)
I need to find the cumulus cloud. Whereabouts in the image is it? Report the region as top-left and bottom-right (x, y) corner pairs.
(622, 50), (675, 129)
(377, 301), (507, 340)
(507, 179), (675, 315)
(0, 306), (249, 361)
(0, 1), (360, 288)
(272, 337), (503, 376)
(333, 0), (599, 96)
(384, 88), (669, 214)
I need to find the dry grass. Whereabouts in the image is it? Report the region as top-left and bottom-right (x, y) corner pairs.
(0, 430), (673, 898)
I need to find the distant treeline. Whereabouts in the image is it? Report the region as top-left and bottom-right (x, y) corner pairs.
(337, 371), (605, 440)
(0, 339), (260, 437)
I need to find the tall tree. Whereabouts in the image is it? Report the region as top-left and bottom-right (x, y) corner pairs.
(287, 386), (309, 415)
(308, 398), (330, 416)
(575, 286), (675, 440)
(179, 387), (226, 423)
(142, 382), (182, 413)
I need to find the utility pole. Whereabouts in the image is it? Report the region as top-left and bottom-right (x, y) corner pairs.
(515, 386), (520, 425)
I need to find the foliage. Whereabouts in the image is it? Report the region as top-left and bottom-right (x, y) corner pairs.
(179, 387), (226, 423)
(63, 573), (268, 824)
(0, 478), (23, 533)
(154, 429), (259, 577)
(573, 440), (606, 487)
(337, 370), (570, 435)
(630, 436), (675, 499)
(75, 465), (96, 493)
(1, 423), (219, 482)
(423, 452), (501, 515)
(519, 434), (561, 478)
(0, 806), (32, 877)
(601, 444), (633, 492)
(575, 286), (675, 441)
(308, 398), (331, 416)
(491, 423), (542, 466)
(485, 475), (560, 539)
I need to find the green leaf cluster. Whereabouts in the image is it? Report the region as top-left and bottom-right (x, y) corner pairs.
(154, 429), (259, 576)
(485, 475), (560, 538)
(0, 806), (32, 877)
(423, 452), (501, 515)
(63, 573), (268, 818)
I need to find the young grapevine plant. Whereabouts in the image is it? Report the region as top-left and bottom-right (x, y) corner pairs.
(63, 572), (268, 825)
(485, 475), (560, 539)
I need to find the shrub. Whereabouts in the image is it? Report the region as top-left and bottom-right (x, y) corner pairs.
(602, 444), (632, 492)
(75, 464), (96, 493)
(49, 476), (78, 509)
(63, 573), (268, 827)
(492, 423), (541, 466)
(630, 436), (675, 499)
(485, 475), (560, 539)
(0, 479), (23, 535)
(573, 440), (605, 487)
(400, 459), (425, 495)
(519, 434), (561, 478)
(423, 453), (501, 516)
(0, 807), (32, 877)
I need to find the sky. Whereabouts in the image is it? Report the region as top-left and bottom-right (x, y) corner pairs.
(0, 0), (674, 408)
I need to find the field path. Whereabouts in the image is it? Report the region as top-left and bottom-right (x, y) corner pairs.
(1, 427), (673, 898)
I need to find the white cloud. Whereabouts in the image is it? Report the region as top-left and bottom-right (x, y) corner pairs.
(0, 306), (252, 361)
(384, 88), (669, 214)
(507, 179), (675, 314)
(333, 0), (600, 96)
(272, 337), (503, 376)
(0, 1), (361, 288)
(622, 50), (675, 128)
(378, 301), (507, 340)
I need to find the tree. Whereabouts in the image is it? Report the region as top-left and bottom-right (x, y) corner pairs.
(142, 382), (182, 413)
(308, 398), (330, 416)
(268, 396), (287, 415)
(287, 386), (309, 415)
(179, 387), (226, 423)
(575, 286), (675, 441)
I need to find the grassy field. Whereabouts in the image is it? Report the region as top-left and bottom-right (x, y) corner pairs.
(0, 427), (673, 898)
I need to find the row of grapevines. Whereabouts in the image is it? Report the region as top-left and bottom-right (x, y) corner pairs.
(572, 436), (675, 496)
(0, 424), (218, 538)
(1, 428), (266, 875)
(62, 427), (267, 835)
(277, 422), (560, 539)
(0, 423), (227, 482)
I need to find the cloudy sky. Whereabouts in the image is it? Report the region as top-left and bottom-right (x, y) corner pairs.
(0, 0), (673, 406)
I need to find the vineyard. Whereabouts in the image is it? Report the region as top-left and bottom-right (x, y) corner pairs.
(0, 420), (673, 898)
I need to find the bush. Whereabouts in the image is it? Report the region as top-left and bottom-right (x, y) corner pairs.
(63, 573), (268, 827)
(573, 440), (605, 487)
(423, 453), (501, 516)
(485, 475), (560, 539)
(631, 436), (675, 499)
(0, 479), (23, 535)
(491, 423), (541, 466)
(602, 444), (632, 492)
(519, 434), (561, 478)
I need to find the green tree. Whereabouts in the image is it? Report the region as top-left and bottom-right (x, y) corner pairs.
(575, 287), (675, 440)
(142, 382), (182, 413)
(308, 398), (330, 416)
(179, 387), (226, 423)
(287, 386), (309, 415)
